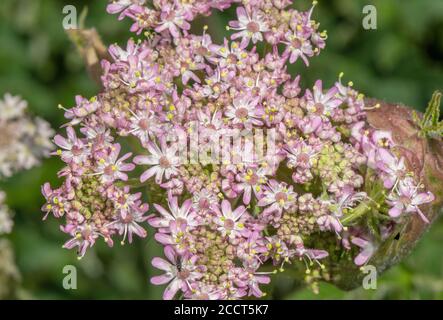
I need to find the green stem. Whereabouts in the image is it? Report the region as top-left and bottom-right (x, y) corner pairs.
(341, 202), (371, 225)
(115, 178), (147, 189)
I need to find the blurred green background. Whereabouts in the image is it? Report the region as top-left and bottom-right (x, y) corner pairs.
(0, 0), (442, 299)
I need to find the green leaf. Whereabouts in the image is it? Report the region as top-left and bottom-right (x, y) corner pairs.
(414, 91), (443, 139)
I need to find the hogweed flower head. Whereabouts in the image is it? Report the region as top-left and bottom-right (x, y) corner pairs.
(41, 0), (439, 298)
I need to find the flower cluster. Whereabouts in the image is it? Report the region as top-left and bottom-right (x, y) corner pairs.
(0, 192), (13, 236)
(107, 0), (326, 65)
(0, 93), (54, 178)
(42, 0), (435, 299)
(0, 188), (19, 298)
(0, 238), (20, 299)
(107, 0), (232, 36)
(0, 93), (53, 298)
(42, 121), (150, 258)
(0, 187), (17, 297)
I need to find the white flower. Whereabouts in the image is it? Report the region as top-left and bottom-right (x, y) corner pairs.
(0, 93), (27, 121)
(0, 192), (13, 235)
(0, 93), (54, 178)
(229, 7), (268, 47)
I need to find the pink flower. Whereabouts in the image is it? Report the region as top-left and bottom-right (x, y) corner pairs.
(151, 246), (201, 300)
(387, 177), (434, 223)
(154, 220), (190, 252)
(352, 123), (395, 169)
(155, 3), (191, 38)
(133, 140), (179, 184)
(282, 75), (301, 98)
(107, 0), (146, 19)
(63, 224), (103, 258)
(229, 7), (268, 47)
(376, 148), (406, 189)
(63, 95), (100, 126)
(317, 214), (343, 234)
(106, 190), (149, 245)
(53, 127), (89, 164)
(213, 200), (249, 239)
(225, 96), (262, 129)
(93, 144), (135, 183)
(245, 272), (271, 298)
(127, 109), (157, 146)
(351, 236), (376, 266)
(291, 238), (329, 269)
(150, 194), (197, 229)
(285, 139), (319, 169)
(281, 33), (314, 65)
(187, 284), (222, 300)
(296, 115), (322, 135)
(305, 80), (343, 117)
(258, 180), (297, 214)
(41, 183), (65, 219)
(192, 188), (218, 213)
(335, 190), (367, 216)
(234, 167), (267, 205)
(210, 39), (249, 69)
